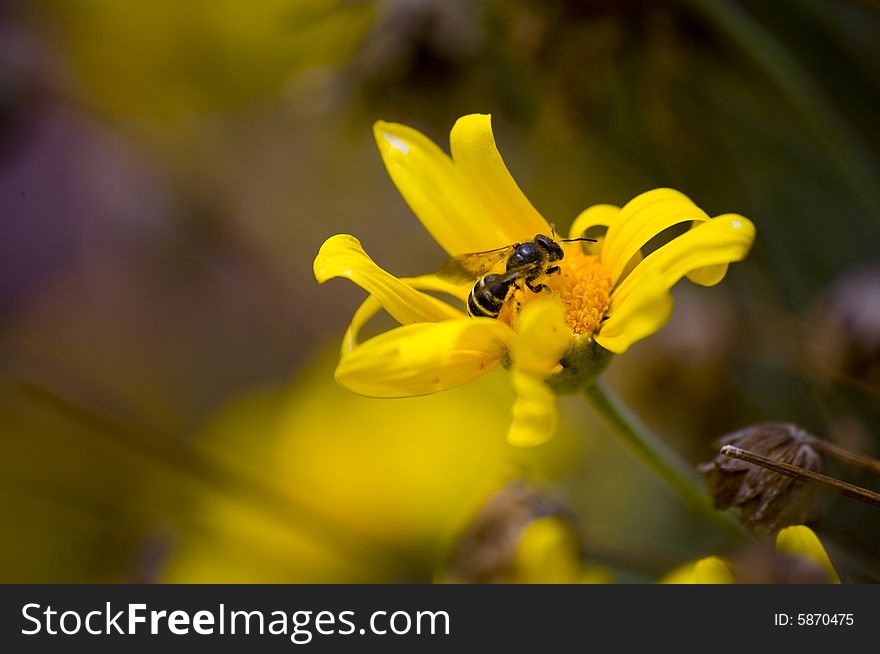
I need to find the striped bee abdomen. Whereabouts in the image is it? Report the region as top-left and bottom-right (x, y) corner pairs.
(467, 274), (516, 318)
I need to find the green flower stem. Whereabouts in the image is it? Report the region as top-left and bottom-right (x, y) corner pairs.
(584, 380), (745, 538)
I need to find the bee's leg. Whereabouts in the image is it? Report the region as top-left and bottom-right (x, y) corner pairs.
(546, 265), (560, 276)
(526, 281), (549, 293)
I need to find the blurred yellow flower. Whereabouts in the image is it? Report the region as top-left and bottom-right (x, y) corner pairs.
(509, 517), (612, 584)
(315, 114), (755, 447)
(660, 555), (737, 584)
(438, 482), (610, 584)
(39, 0), (373, 121)
(661, 525), (840, 584)
(775, 524), (840, 584)
(164, 349), (582, 583)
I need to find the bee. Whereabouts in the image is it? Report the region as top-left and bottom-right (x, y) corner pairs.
(437, 233), (597, 319)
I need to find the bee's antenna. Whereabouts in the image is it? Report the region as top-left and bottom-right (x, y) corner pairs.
(551, 222), (596, 243)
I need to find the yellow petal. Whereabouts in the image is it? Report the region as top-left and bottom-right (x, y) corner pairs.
(611, 214), (755, 310)
(509, 517), (584, 584)
(687, 262), (729, 286)
(595, 272), (674, 354)
(776, 526), (841, 584)
(568, 203), (621, 239)
(507, 298), (571, 447)
(335, 318), (514, 398)
(401, 273), (472, 303)
(568, 204), (621, 258)
(450, 114), (550, 245)
(511, 296), (572, 377)
(658, 561), (693, 584)
(341, 274), (472, 355)
(374, 120), (502, 256)
(341, 295), (381, 356)
(693, 557), (736, 584)
(508, 373), (558, 447)
(660, 556), (735, 584)
(315, 234), (463, 328)
(602, 188), (711, 284)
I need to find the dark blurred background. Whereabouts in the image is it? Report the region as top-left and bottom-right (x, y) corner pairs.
(1, 0), (879, 582)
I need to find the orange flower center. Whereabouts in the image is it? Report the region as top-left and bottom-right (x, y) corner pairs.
(499, 244), (613, 335)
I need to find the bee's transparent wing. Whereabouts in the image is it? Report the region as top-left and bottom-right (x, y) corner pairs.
(435, 245), (515, 283)
(493, 266), (534, 285)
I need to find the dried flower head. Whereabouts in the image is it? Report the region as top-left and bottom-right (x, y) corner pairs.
(442, 482), (579, 584)
(699, 422), (822, 533)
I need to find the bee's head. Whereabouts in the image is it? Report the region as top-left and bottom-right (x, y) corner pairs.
(535, 234), (564, 262)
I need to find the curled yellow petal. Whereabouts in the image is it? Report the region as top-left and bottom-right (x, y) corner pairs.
(776, 526), (840, 584)
(568, 204), (621, 258)
(450, 114), (550, 246)
(611, 214), (755, 310)
(335, 318), (514, 398)
(374, 120), (500, 256)
(595, 272), (674, 354)
(602, 188), (711, 284)
(315, 234), (463, 329)
(401, 273), (472, 303)
(687, 261), (729, 286)
(341, 295), (381, 356)
(568, 203), (621, 240)
(341, 273), (471, 355)
(508, 298), (571, 447)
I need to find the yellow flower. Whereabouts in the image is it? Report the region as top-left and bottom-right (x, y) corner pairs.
(661, 555), (737, 584)
(314, 114), (755, 446)
(660, 525), (841, 584)
(775, 524), (841, 583)
(509, 518), (612, 584)
(165, 348), (580, 583)
(438, 482), (610, 584)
